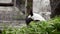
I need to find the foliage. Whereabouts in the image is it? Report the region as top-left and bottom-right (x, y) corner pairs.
(2, 26), (27, 34)
(2, 16), (60, 34)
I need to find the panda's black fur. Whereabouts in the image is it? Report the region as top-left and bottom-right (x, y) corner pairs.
(25, 9), (39, 25)
(26, 17), (33, 25)
(25, 9), (33, 25)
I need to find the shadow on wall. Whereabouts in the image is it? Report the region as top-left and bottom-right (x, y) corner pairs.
(51, 3), (60, 18)
(16, 0), (25, 14)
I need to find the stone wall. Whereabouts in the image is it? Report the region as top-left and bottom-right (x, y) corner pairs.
(33, 0), (51, 20)
(0, 0), (12, 3)
(50, 0), (60, 10)
(0, 0), (26, 29)
(0, 0), (26, 20)
(50, 0), (60, 18)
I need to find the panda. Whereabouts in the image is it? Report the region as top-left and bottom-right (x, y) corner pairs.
(26, 9), (46, 25)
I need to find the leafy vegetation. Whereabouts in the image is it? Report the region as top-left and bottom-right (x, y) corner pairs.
(2, 16), (60, 34)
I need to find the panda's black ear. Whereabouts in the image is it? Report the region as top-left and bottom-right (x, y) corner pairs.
(30, 9), (33, 16)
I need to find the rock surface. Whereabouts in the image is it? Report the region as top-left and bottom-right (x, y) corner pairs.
(33, 0), (51, 20)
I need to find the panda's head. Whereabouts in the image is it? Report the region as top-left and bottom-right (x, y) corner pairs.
(26, 17), (33, 25)
(26, 9), (34, 25)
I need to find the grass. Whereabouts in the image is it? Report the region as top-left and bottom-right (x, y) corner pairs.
(2, 16), (60, 34)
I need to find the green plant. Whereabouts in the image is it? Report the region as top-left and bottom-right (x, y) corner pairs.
(2, 16), (60, 34)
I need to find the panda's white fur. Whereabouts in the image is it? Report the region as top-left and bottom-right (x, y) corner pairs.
(28, 13), (46, 21)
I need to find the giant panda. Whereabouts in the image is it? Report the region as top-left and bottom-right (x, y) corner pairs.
(26, 9), (46, 25)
